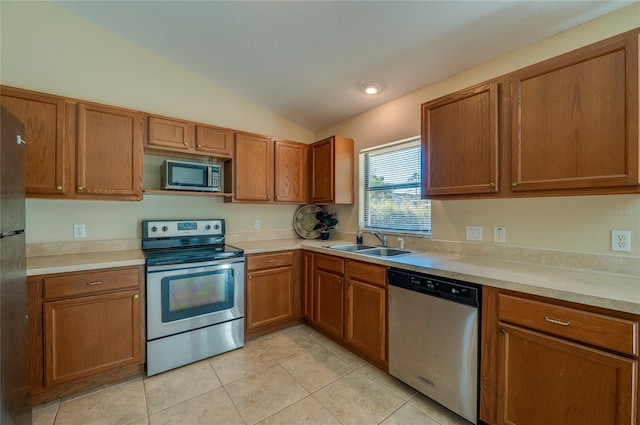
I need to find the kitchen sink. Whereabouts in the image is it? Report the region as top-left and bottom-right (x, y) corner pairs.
(326, 244), (417, 257)
(327, 244), (377, 252)
(358, 247), (415, 257)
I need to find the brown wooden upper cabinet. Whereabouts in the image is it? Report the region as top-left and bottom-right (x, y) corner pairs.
(1, 87), (68, 196)
(228, 132), (308, 204)
(146, 115), (233, 158)
(0, 86), (143, 201)
(311, 135), (354, 204)
(511, 31), (639, 192)
(75, 102), (143, 199)
(421, 82), (499, 196)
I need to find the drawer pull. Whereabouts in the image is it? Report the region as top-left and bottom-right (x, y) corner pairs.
(544, 316), (570, 326)
(86, 281), (103, 286)
(267, 259), (277, 263)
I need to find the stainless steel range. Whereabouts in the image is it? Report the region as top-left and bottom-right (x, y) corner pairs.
(142, 219), (244, 376)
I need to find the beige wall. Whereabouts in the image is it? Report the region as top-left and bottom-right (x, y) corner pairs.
(1, 1), (312, 244)
(319, 4), (640, 257)
(2, 1), (639, 258)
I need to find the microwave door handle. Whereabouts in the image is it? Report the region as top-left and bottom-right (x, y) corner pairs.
(208, 166), (213, 187)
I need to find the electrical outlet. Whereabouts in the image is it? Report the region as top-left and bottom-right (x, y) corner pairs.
(494, 226), (506, 243)
(254, 220), (261, 230)
(73, 224), (86, 238)
(466, 226), (483, 241)
(611, 230), (630, 252)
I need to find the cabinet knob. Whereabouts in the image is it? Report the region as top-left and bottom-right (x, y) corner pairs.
(489, 182), (496, 188)
(511, 181), (518, 187)
(134, 294), (139, 299)
(267, 195), (271, 200)
(197, 144), (202, 148)
(248, 276), (252, 280)
(77, 185), (84, 191)
(183, 141), (189, 146)
(56, 185), (63, 190)
(499, 328), (506, 335)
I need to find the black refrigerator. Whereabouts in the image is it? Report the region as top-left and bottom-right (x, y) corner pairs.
(0, 106), (32, 424)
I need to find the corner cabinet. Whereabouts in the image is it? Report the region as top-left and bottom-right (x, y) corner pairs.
(481, 287), (639, 425)
(511, 32), (639, 192)
(421, 81), (499, 196)
(311, 136), (354, 204)
(227, 132), (308, 204)
(28, 266), (145, 405)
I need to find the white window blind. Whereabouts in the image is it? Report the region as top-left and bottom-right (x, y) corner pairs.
(361, 137), (431, 233)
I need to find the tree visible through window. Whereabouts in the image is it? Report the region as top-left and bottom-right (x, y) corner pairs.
(361, 137), (431, 233)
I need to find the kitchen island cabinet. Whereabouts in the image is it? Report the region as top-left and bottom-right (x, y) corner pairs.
(481, 287), (639, 425)
(28, 266), (145, 405)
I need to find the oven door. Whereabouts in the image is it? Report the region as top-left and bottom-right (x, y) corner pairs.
(146, 257), (244, 340)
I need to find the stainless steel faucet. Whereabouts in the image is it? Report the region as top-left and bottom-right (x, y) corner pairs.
(369, 230), (387, 246)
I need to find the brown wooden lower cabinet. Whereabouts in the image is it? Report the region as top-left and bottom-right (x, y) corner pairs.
(481, 286), (640, 425)
(244, 250), (303, 339)
(29, 266), (145, 405)
(307, 252), (388, 368)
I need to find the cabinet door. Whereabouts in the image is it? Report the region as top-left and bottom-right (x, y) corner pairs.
(303, 251), (314, 320)
(233, 132), (273, 201)
(43, 290), (141, 387)
(421, 81), (499, 196)
(196, 125), (233, 157)
(311, 137), (334, 203)
(511, 35), (639, 192)
(497, 323), (637, 425)
(147, 115), (194, 152)
(246, 266), (294, 330)
(76, 103), (143, 199)
(0, 87), (68, 195)
(345, 278), (386, 363)
(274, 139), (307, 203)
(315, 269), (344, 338)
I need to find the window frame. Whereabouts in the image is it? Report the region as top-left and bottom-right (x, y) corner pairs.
(359, 136), (431, 236)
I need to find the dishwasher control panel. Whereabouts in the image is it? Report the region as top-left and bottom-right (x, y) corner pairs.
(388, 268), (480, 307)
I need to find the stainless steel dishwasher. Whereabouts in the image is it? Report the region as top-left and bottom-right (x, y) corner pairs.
(388, 268), (481, 425)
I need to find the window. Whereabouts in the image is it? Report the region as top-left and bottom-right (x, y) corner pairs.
(361, 137), (431, 233)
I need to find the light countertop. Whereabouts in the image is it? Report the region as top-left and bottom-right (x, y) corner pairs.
(27, 239), (640, 314)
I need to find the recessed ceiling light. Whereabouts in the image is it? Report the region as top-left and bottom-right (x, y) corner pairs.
(362, 82), (382, 95)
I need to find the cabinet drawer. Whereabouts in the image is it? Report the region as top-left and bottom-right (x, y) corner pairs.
(43, 267), (140, 300)
(315, 254), (344, 275)
(246, 252), (293, 271)
(348, 260), (386, 287)
(498, 294), (638, 356)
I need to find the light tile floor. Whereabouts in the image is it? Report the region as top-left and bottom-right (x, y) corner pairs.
(33, 325), (472, 425)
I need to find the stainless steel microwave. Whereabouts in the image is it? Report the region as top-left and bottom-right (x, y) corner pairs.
(162, 160), (221, 192)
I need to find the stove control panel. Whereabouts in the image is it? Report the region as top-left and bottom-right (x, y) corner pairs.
(143, 219), (224, 238)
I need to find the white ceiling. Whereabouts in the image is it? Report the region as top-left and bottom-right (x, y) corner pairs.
(52, 1), (633, 132)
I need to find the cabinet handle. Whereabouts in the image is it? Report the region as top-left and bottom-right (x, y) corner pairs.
(267, 259), (276, 263)
(86, 281), (103, 286)
(544, 316), (570, 326)
(134, 294), (139, 299)
(489, 182), (496, 188)
(56, 185), (63, 190)
(77, 185), (84, 191)
(511, 181), (518, 187)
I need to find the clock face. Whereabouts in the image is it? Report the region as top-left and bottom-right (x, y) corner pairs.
(293, 205), (324, 239)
